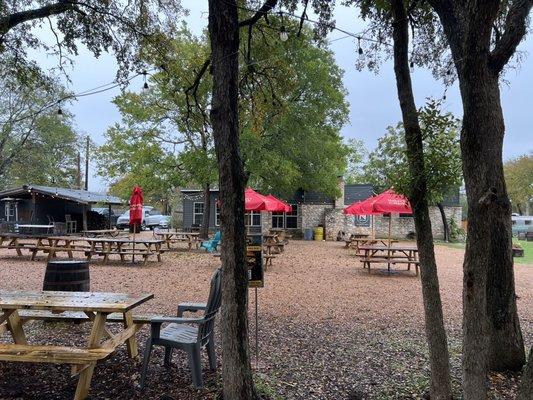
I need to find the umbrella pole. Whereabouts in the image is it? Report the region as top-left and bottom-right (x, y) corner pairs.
(387, 216), (392, 273)
(133, 223), (136, 263)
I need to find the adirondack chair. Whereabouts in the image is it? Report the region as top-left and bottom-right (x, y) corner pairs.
(200, 231), (221, 253)
(140, 268), (222, 389)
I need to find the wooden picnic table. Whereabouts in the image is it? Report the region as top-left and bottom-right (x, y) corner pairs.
(24, 236), (165, 264)
(0, 290), (153, 399)
(347, 238), (398, 251)
(153, 230), (200, 250)
(357, 244), (419, 274)
(80, 229), (125, 238)
(16, 224), (54, 234)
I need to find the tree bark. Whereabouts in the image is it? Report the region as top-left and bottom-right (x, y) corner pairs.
(437, 202), (450, 241)
(200, 183), (211, 239)
(427, 4), (527, 396)
(517, 347), (533, 400)
(390, 2), (453, 399)
(208, 1), (257, 399)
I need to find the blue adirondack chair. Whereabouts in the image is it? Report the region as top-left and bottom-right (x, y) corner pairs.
(200, 231), (221, 253)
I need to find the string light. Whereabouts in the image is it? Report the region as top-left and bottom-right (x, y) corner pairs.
(142, 70), (149, 91)
(278, 11), (288, 42)
(57, 101), (63, 117)
(357, 37), (363, 56)
(409, 60), (414, 73)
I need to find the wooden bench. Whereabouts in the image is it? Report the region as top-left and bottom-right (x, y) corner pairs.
(361, 258), (420, 275)
(0, 310), (155, 335)
(0, 344), (113, 364)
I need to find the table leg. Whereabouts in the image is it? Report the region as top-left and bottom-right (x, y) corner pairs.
(6, 310), (27, 345)
(13, 238), (22, 257)
(123, 311), (138, 357)
(156, 244), (162, 262)
(74, 312), (107, 400)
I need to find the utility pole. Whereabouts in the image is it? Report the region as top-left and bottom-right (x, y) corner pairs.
(84, 136), (89, 191)
(77, 152), (81, 189)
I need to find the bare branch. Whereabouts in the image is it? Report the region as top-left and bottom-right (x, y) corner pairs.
(489, 0), (533, 73)
(297, 0), (309, 37)
(238, 0), (278, 27)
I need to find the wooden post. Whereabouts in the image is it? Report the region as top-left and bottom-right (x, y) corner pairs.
(82, 205), (88, 231)
(387, 215), (392, 273)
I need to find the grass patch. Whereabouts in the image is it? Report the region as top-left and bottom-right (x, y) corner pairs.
(514, 240), (533, 265)
(437, 240), (532, 265)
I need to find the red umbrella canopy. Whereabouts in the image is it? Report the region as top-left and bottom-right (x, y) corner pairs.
(344, 189), (412, 215)
(371, 189), (412, 214)
(266, 194), (293, 213)
(244, 188), (283, 212)
(129, 185), (144, 225)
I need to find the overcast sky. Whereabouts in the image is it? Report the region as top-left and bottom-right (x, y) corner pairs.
(35, 1), (533, 192)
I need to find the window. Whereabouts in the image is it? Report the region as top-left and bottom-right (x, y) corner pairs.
(286, 204), (299, 228)
(271, 204), (299, 229)
(215, 204), (221, 226)
(272, 212), (284, 228)
(193, 202), (204, 225)
(245, 211), (261, 227)
(5, 203), (14, 217)
(399, 213), (412, 218)
(526, 220), (532, 225)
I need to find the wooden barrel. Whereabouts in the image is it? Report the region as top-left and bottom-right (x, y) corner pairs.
(43, 260), (90, 292)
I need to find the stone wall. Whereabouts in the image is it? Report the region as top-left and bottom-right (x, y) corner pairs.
(300, 204), (334, 230)
(324, 206), (462, 240)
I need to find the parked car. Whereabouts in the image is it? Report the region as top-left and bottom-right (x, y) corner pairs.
(92, 207), (119, 227)
(116, 206), (171, 230)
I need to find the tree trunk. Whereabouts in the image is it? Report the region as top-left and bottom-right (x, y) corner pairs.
(517, 203), (523, 216)
(428, 4), (526, 396)
(517, 347), (533, 400)
(458, 64), (524, 375)
(208, 1), (257, 399)
(437, 202), (450, 241)
(200, 183), (211, 239)
(390, 2), (453, 399)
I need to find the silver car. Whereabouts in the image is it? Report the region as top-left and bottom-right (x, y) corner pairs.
(116, 206), (171, 230)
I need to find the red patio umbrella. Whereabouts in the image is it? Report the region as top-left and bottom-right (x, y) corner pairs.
(129, 185), (143, 262)
(343, 189), (412, 243)
(244, 188), (284, 212)
(266, 194), (292, 213)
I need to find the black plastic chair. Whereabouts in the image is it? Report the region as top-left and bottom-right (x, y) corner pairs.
(140, 268), (222, 389)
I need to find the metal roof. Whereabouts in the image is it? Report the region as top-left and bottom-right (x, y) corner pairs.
(0, 185), (124, 205)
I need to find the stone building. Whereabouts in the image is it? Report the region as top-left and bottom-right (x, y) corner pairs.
(180, 183), (461, 240)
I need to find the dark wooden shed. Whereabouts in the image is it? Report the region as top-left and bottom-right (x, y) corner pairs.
(0, 184), (123, 232)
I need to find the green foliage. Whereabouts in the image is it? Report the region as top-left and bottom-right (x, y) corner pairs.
(364, 99), (462, 204)
(0, 69), (81, 188)
(0, 1), (183, 82)
(448, 217), (465, 242)
(504, 153), (533, 214)
(97, 22), (350, 200)
(344, 138), (368, 184)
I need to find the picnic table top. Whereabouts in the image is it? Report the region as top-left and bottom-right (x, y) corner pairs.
(358, 244), (418, 251)
(154, 231), (199, 236)
(47, 236), (163, 244)
(16, 224), (54, 228)
(0, 290), (154, 313)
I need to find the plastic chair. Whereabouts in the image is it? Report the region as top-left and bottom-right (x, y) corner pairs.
(140, 268), (222, 389)
(200, 231), (221, 253)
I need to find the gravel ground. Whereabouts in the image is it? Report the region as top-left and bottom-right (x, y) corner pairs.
(0, 235), (531, 399)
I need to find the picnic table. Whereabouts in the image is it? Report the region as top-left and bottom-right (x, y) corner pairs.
(0, 290), (154, 399)
(153, 230), (200, 250)
(80, 229), (126, 238)
(1, 235), (165, 264)
(357, 244), (419, 275)
(347, 238), (398, 251)
(344, 234), (370, 247)
(16, 224), (54, 234)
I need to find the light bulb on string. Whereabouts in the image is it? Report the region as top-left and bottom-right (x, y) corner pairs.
(410, 60), (415, 73)
(57, 101), (64, 118)
(141, 70), (148, 92)
(279, 26), (289, 42)
(357, 37), (364, 58)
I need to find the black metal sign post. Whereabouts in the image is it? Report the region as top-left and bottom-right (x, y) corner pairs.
(247, 234), (264, 370)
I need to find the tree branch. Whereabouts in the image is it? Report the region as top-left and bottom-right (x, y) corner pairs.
(489, 0), (533, 73)
(238, 0), (278, 27)
(297, 0), (309, 37)
(0, 1), (75, 35)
